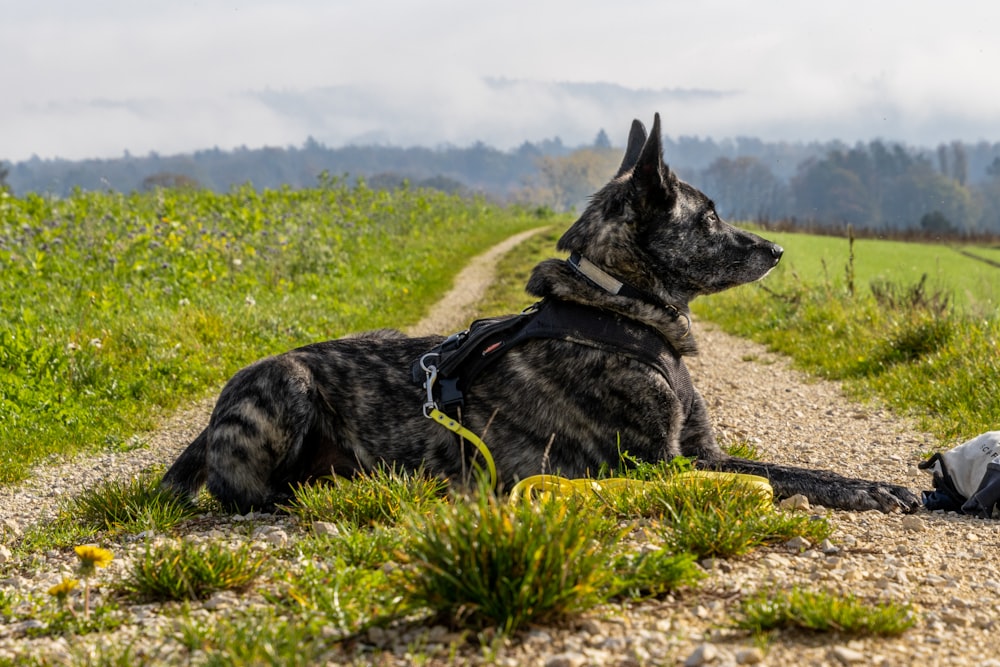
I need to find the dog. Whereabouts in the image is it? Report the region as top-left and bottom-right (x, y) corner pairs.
(161, 113), (921, 515)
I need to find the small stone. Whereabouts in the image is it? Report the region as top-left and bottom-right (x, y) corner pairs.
(0, 545), (11, 564)
(526, 630), (553, 645)
(202, 591), (238, 611)
(831, 645), (866, 664)
(901, 515), (927, 532)
(313, 522), (340, 537)
(735, 647), (764, 664)
(940, 610), (970, 627)
(779, 494), (810, 511)
(544, 652), (587, 667)
(785, 536), (811, 552)
(261, 528), (288, 546)
(819, 539), (839, 554)
(684, 643), (718, 666)
(1, 518), (22, 537)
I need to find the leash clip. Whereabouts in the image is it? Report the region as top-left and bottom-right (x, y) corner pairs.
(419, 352), (440, 418)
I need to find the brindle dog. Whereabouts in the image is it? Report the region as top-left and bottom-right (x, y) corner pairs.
(161, 113), (920, 515)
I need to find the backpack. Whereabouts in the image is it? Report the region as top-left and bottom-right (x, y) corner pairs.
(919, 431), (1000, 518)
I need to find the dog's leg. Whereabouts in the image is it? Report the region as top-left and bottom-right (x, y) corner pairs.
(697, 456), (920, 513)
(160, 430), (209, 503)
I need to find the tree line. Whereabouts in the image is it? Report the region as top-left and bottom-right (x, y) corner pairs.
(5, 133), (1000, 235)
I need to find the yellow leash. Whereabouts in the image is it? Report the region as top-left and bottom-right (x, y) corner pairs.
(508, 471), (774, 506)
(427, 407), (498, 489)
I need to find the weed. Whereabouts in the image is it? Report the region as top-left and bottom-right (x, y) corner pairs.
(286, 467), (448, 528)
(612, 549), (704, 599)
(400, 485), (623, 633)
(27, 599), (124, 639)
(64, 470), (200, 535)
(734, 587), (916, 636)
(296, 522), (404, 569)
(122, 539), (268, 601)
(649, 477), (830, 559)
(275, 562), (400, 640)
(724, 438), (764, 461)
(175, 610), (331, 666)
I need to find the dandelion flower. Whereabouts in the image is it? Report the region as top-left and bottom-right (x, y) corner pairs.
(48, 577), (79, 598)
(75, 545), (114, 576)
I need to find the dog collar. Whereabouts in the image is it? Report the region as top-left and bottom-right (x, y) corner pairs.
(566, 252), (664, 305)
(566, 252), (689, 329)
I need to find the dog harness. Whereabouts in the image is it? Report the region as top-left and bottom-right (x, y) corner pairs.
(411, 297), (695, 417)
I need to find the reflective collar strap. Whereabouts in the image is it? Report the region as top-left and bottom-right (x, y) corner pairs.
(566, 252), (687, 328)
(566, 252), (669, 307)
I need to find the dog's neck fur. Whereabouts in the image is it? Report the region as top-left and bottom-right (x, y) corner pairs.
(526, 257), (698, 356)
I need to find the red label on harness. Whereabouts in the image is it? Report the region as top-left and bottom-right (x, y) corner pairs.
(481, 341), (504, 356)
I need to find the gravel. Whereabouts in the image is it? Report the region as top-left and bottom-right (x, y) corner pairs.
(2, 234), (997, 665)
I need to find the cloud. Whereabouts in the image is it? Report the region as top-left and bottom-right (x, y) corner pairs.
(5, 1), (1000, 161)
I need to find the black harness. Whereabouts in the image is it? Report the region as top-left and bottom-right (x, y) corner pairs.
(411, 298), (695, 416)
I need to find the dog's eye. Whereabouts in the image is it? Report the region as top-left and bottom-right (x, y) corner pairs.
(705, 211), (719, 225)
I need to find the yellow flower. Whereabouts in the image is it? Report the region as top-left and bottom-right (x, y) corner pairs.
(48, 577), (79, 598)
(74, 545), (114, 576)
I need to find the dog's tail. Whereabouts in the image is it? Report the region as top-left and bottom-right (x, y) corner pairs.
(160, 429), (209, 503)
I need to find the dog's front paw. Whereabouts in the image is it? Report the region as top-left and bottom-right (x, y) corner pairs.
(847, 481), (921, 514)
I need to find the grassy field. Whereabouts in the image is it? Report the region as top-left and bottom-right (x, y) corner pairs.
(0, 183), (546, 483)
(752, 230), (998, 312)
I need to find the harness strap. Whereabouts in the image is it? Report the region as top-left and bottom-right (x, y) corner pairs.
(413, 298), (695, 416)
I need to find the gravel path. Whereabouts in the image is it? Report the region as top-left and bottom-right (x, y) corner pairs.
(1, 231), (997, 666)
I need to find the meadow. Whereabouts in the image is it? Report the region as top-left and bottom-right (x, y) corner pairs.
(0, 180), (545, 483)
(754, 230), (998, 312)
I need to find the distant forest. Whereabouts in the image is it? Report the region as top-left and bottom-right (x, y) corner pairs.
(5, 132), (1000, 235)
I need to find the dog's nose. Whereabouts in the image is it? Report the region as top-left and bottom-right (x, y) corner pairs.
(771, 244), (784, 261)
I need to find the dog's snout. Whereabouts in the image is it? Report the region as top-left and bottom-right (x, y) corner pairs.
(770, 244), (784, 261)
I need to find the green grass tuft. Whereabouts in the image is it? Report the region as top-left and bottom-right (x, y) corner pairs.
(64, 469), (201, 534)
(734, 587), (917, 636)
(400, 485), (624, 633)
(122, 539), (268, 601)
(285, 467), (448, 528)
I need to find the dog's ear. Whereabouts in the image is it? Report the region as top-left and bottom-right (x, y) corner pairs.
(614, 119), (647, 178)
(631, 113), (677, 209)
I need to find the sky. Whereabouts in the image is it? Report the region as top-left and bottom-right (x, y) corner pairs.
(3, 0), (1000, 162)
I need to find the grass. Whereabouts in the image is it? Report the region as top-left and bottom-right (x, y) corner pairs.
(284, 466), (448, 528)
(750, 229), (998, 311)
(122, 538), (269, 601)
(734, 587), (916, 636)
(65, 469), (200, 534)
(693, 241), (1000, 440)
(400, 484), (625, 633)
